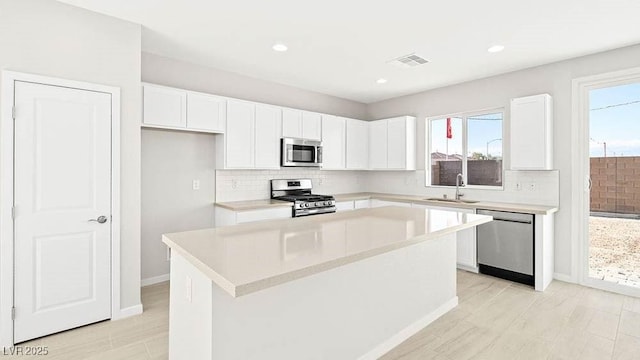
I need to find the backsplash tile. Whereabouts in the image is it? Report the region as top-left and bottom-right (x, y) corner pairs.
(216, 169), (367, 202)
(216, 169), (559, 206)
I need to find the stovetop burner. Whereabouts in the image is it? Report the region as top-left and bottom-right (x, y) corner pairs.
(270, 179), (336, 217)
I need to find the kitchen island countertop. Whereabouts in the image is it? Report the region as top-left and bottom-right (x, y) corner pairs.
(163, 206), (492, 297)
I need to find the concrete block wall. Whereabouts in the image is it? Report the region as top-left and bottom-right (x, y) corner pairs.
(590, 157), (640, 214)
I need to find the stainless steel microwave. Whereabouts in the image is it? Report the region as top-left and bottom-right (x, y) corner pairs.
(281, 138), (323, 167)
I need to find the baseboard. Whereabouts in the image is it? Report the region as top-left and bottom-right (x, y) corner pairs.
(112, 304), (143, 320)
(553, 272), (576, 283)
(358, 296), (459, 360)
(141, 273), (170, 287)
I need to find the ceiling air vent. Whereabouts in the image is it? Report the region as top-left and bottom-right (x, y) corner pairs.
(387, 53), (430, 68)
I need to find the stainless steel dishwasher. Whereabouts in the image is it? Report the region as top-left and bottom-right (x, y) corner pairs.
(476, 209), (534, 286)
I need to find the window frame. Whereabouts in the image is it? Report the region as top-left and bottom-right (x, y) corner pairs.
(426, 107), (505, 190)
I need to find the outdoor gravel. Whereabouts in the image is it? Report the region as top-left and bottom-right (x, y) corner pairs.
(589, 216), (640, 288)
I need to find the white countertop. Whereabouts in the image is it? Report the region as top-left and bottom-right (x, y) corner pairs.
(334, 192), (558, 215)
(215, 199), (292, 211)
(215, 192), (558, 215)
(163, 206), (492, 298)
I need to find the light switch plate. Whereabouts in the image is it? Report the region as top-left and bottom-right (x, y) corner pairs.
(192, 179), (200, 190)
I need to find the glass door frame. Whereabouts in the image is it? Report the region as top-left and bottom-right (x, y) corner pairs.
(572, 67), (640, 297)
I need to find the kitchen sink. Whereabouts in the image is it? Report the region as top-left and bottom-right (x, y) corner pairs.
(423, 198), (479, 204)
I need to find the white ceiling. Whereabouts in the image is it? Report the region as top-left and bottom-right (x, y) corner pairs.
(57, 0), (640, 103)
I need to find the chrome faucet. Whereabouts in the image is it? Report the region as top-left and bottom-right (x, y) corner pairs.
(455, 173), (465, 200)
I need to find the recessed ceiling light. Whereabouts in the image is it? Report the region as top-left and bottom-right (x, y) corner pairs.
(272, 43), (288, 52)
(487, 45), (505, 53)
(376, 78), (388, 84)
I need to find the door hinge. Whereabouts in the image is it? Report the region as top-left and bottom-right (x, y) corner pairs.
(11, 206), (15, 220)
(11, 307), (15, 320)
(12, 106), (16, 120)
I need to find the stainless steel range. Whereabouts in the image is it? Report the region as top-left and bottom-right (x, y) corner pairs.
(271, 179), (336, 217)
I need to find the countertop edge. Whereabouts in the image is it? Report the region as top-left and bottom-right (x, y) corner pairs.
(215, 200), (293, 211)
(163, 214), (492, 298)
(333, 193), (559, 215)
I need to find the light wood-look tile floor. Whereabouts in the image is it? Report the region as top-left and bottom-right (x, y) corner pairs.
(4, 271), (640, 359)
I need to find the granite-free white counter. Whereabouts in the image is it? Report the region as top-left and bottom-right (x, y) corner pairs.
(215, 192), (558, 215)
(163, 206), (492, 297)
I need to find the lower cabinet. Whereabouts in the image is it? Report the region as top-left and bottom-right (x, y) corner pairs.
(215, 206), (292, 227)
(411, 203), (478, 272)
(370, 199), (412, 208)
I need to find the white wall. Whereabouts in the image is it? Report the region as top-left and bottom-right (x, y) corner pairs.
(366, 43), (640, 280)
(141, 129), (216, 283)
(142, 52), (368, 120)
(0, 0), (142, 312)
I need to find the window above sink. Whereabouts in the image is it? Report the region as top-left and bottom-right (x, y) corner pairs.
(426, 109), (504, 189)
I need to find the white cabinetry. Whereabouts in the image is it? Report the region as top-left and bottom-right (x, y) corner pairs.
(282, 109), (321, 140)
(186, 92), (226, 132)
(143, 83), (226, 133)
(143, 84), (186, 128)
(321, 115), (346, 169)
(510, 94), (553, 170)
(412, 203), (477, 272)
(335, 201), (355, 212)
(215, 206), (292, 227)
(218, 100), (281, 169)
(255, 105), (282, 169)
(346, 119), (369, 170)
(370, 199), (412, 208)
(368, 116), (416, 170)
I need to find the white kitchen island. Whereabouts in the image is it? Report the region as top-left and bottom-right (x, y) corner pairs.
(162, 207), (492, 360)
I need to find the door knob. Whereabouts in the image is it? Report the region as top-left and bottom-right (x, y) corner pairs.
(88, 216), (108, 224)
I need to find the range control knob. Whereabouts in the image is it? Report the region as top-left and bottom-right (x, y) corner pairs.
(324, 201), (331, 206)
(304, 203), (310, 208)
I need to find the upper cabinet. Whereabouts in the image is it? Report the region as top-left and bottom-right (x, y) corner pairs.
(369, 116), (416, 170)
(282, 108), (322, 140)
(510, 94), (553, 170)
(143, 83), (226, 133)
(321, 115), (346, 170)
(186, 92), (226, 132)
(345, 119), (369, 170)
(218, 100), (281, 169)
(143, 84), (186, 128)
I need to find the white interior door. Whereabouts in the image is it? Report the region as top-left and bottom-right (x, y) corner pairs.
(13, 81), (112, 343)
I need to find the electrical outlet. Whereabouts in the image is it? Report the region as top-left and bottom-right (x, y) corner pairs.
(185, 276), (192, 303)
(318, 178), (323, 185)
(515, 183), (522, 191)
(231, 180), (238, 189)
(192, 179), (200, 190)
(529, 182), (536, 191)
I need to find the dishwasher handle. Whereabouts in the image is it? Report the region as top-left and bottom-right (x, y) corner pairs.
(492, 217), (532, 225)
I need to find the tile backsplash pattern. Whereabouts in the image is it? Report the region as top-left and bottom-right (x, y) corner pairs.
(217, 169), (559, 206)
(365, 170), (560, 206)
(216, 170), (367, 202)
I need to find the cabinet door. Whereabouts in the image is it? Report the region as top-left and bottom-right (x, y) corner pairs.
(387, 117), (407, 169)
(369, 120), (388, 169)
(255, 105), (282, 169)
(510, 94), (552, 170)
(370, 199), (411, 208)
(282, 108), (302, 138)
(346, 119), (369, 170)
(354, 199), (371, 209)
(411, 203), (477, 271)
(225, 100), (255, 168)
(335, 201), (355, 212)
(143, 84), (186, 128)
(321, 115), (346, 169)
(302, 111), (322, 140)
(186, 92), (226, 132)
